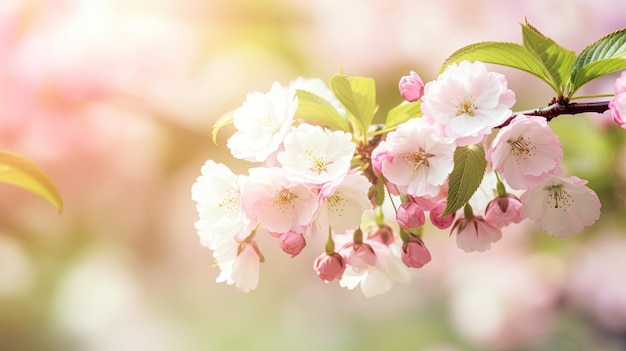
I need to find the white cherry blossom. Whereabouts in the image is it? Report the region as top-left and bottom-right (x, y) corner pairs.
(521, 174), (601, 237)
(227, 82), (297, 163)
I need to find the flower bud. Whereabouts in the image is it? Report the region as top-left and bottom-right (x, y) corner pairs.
(339, 242), (377, 273)
(484, 194), (523, 228)
(399, 71), (424, 102)
(401, 234), (431, 268)
(279, 231), (306, 258)
(429, 201), (455, 229)
(313, 252), (346, 282)
(609, 71), (626, 129)
(397, 202), (425, 230)
(369, 225), (396, 246)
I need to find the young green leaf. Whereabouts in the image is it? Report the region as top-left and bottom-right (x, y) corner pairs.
(440, 41), (552, 87)
(294, 89), (350, 132)
(570, 27), (626, 94)
(211, 110), (234, 144)
(0, 150), (63, 213)
(442, 144), (487, 216)
(330, 74), (378, 138)
(384, 100), (422, 129)
(521, 21), (576, 95)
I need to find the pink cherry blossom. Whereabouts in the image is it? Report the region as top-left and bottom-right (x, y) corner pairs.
(484, 194), (523, 228)
(373, 117), (455, 197)
(279, 231), (306, 258)
(227, 82), (297, 163)
(609, 71), (626, 129)
(521, 174), (601, 237)
(396, 201), (426, 230)
(401, 234), (431, 268)
(488, 114), (562, 190)
(191, 160), (252, 245)
(429, 201), (456, 229)
(452, 215), (503, 252)
(338, 239), (411, 297)
(398, 70), (424, 102)
(368, 225), (396, 246)
(231, 241), (262, 293)
(241, 167), (319, 234)
(277, 123), (356, 186)
(315, 172), (372, 234)
(339, 242), (377, 274)
(313, 252), (346, 282)
(421, 60), (515, 146)
(213, 238), (262, 293)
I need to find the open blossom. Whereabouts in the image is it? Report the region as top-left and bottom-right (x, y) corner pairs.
(192, 160), (252, 244)
(488, 115), (562, 190)
(227, 82), (297, 163)
(609, 71), (626, 129)
(315, 172), (372, 234)
(339, 239), (411, 297)
(213, 238), (262, 293)
(521, 174), (601, 237)
(277, 123), (356, 185)
(372, 117), (455, 197)
(421, 60), (515, 146)
(452, 215), (503, 252)
(399, 70), (424, 102)
(242, 167), (319, 234)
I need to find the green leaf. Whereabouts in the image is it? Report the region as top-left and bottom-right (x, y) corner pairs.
(384, 100), (422, 129)
(443, 144), (487, 216)
(294, 89), (350, 132)
(0, 150), (63, 213)
(441, 41), (546, 78)
(211, 110), (234, 145)
(521, 21), (576, 95)
(330, 74), (378, 137)
(570, 28), (626, 94)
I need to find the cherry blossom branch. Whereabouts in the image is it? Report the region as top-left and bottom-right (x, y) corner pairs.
(498, 100), (610, 128)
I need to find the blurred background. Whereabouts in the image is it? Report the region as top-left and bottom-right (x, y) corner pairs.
(1, 0), (625, 350)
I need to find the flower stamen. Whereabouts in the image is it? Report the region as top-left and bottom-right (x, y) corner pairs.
(544, 183), (572, 210)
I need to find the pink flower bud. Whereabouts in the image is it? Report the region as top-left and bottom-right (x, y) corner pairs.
(313, 252), (345, 282)
(339, 242), (377, 273)
(396, 202), (425, 230)
(279, 231), (306, 258)
(401, 234), (431, 268)
(429, 201), (455, 229)
(399, 70), (424, 102)
(609, 71), (626, 129)
(484, 194), (523, 228)
(369, 225), (396, 246)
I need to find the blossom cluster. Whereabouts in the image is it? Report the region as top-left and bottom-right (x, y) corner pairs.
(192, 61), (615, 296)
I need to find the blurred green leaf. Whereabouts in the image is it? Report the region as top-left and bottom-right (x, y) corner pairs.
(294, 89), (350, 132)
(330, 74), (378, 138)
(0, 150), (63, 213)
(384, 100), (422, 129)
(211, 110), (234, 144)
(443, 144), (487, 216)
(570, 28), (626, 94)
(521, 21), (576, 95)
